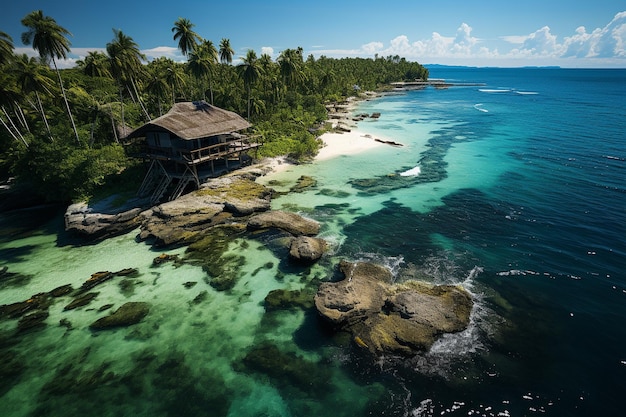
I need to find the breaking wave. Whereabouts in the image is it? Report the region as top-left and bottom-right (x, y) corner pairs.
(400, 166), (422, 176)
(473, 103), (489, 113)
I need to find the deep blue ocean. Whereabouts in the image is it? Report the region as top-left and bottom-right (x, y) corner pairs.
(1, 67), (625, 417)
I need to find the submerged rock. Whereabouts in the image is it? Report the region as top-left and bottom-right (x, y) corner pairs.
(17, 311), (49, 332)
(49, 284), (73, 297)
(314, 261), (473, 356)
(290, 175), (317, 193)
(236, 342), (331, 394)
(64, 292), (99, 311)
(1, 293), (51, 319)
(289, 236), (327, 264)
(264, 288), (315, 311)
(76, 271), (114, 294)
(152, 253), (179, 266)
(90, 301), (150, 330)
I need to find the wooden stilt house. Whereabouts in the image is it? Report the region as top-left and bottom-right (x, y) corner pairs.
(126, 101), (261, 203)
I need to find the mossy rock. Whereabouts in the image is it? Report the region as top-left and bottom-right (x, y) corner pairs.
(64, 292), (99, 311)
(195, 177), (270, 202)
(290, 175), (317, 193)
(236, 342), (331, 395)
(90, 302), (150, 330)
(185, 226), (247, 291)
(264, 288), (315, 311)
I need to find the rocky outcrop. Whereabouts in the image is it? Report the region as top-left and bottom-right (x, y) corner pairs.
(138, 175), (270, 246)
(65, 203), (144, 240)
(89, 302), (150, 330)
(247, 211), (320, 236)
(315, 261), (473, 356)
(289, 236), (327, 264)
(64, 172), (271, 246)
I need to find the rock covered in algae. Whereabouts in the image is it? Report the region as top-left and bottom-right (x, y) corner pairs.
(90, 301), (150, 330)
(314, 260), (473, 356)
(64, 292), (99, 311)
(264, 288), (315, 311)
(235, 342), (331, 394)
(138, 174), (271, 246)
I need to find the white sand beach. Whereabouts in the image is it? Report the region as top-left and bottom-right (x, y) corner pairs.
(315, 129), (384, 161)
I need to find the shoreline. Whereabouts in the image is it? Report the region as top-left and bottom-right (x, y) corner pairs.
(260, 90), (396, 174)
(315, 129), (384, 161)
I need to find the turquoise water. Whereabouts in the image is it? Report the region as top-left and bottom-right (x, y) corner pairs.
(1, 67), (625, 416)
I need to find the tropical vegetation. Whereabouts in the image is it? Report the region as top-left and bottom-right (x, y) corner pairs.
(0, 11), (428, 203)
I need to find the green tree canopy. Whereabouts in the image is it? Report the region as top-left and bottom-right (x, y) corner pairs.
(172, 17), (200, 57)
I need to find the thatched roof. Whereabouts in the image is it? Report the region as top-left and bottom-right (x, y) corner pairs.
(126, 101), (251, 140)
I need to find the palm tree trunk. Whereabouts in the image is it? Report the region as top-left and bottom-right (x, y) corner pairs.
(118, 85), (125, 136)
(14, 103), (30, 133)
(247, 86), (251, 120)
(130, 77), (151, 121)
(52, 57), (80, 144)
(109, 106), (119, 143)
(1, 107), (28, 147)
(89, 109), (99, 147)
(35, 91), (54, 141)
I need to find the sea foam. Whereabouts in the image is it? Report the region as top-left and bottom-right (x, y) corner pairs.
(400, 166), (421, 176)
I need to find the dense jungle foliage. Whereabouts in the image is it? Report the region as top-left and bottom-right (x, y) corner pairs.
(0, 13), (428, 203)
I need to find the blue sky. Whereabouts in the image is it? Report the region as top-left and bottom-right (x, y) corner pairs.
(3, 0), (625, 68)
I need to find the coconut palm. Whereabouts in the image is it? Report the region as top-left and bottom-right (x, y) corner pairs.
(219, 38), (234, 65)
(80, 50), (111, 78)
(13, 54), (55, 140)
(106, 29), (149, 124)
(21, 10), (80, 143)
(0, 31), (14, 65)
(258, 53), (277, 104)
(188, 39), (217, 103)
(0, 71), (29, 147)
(236, 49), (261, 119)
(145, 72), (170, 116)
(165, 63), (186, 103)
(278, 48), (306, 90)
(172, 18), (200, 57)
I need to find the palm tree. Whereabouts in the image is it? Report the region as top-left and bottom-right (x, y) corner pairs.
(165, 63), (186, 103)
(0, 72), (29, 147)
(172, 18), (200, 57)
(236, 49), (261, 119)
(106, 29), (149, 124)
(278, 48), (306, 91)
(21, 10), (80, 144)
(80, 50), (111, 78)
(219, 38), (234, 65)
(188, 39), (217, 103)
(145, 72), (170, 116)
(258, 53), (277, 104)
(13, 54), (55, 140)
(0, 31), (14, 65)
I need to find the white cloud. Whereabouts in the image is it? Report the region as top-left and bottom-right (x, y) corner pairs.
(501, 35), (527, 44)
(592, 11), (626, 58)
(261, 46), (274, 57)
(520, 26), (560, 55)
(37, 11), (626, 69)
(142, 46), (183, 62)
(452, 23), (479, 54)
(362, 41), (383, 54)
(562, 26), (594, 58)
(313, 12), (626, 67)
